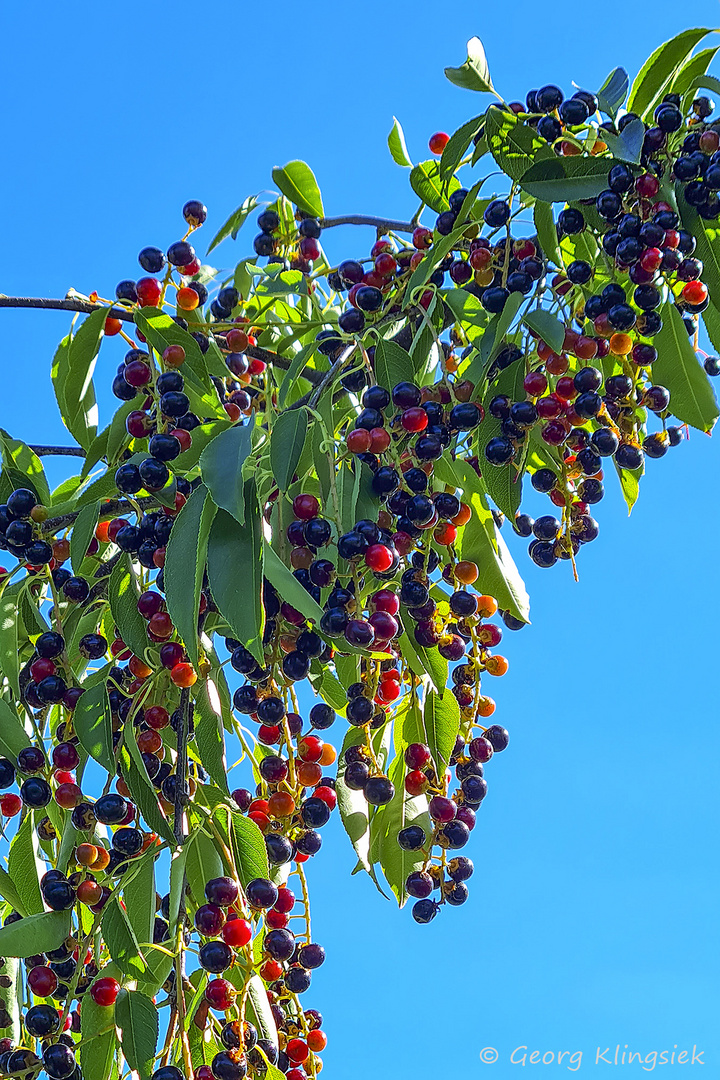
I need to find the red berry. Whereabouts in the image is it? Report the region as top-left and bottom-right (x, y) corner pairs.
(347, 429), (371, 453)
(401, 407), (428, 433)
(412, 227), (433, 250)
(405, 743), (431, 770)
(554, 377), (577, 400)
(682, 280), (708, 305)
(298, 736), (323, 763)
(137, 591), (164, 619)
(55, 783), (82, 809)
(90, 977), (120, 1007)
(159, 642), (184, 669)
(375, 252), (397, 277)
(170, 662), (196, 688)
(429, 795), (456, 822)
(136, 277), (162, 305)
(523, 371), (547, 397)
(145, 705), (170, 730)
(148, 612), (173, 639)
(0, 794), (21, 817)
(313, 785), (337, 810)
(274, 887), (295, 913)
(373, 588), (399, 615)
(286, 1039), (309, 1064)
(428, 132), (450, 154)
(635, 173), (659, 197)
(205, 978), (235, 1011)
(292, 494), (319, 520)
(365, 544), (394, 572)
(28, 965), (58, 997)
(405, 770), (428, 796)
(368, 610), (399, 639)
(265, 909), (288, 929)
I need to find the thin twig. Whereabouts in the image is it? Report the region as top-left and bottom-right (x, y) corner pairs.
(41, 495), (160, 535)
(319, 215), (415, 233)
(0, 295), (322, 384)
(28, 445), (86, 457)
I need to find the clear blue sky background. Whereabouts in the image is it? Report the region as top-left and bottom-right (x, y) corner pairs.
(3, 1), (720, 1075)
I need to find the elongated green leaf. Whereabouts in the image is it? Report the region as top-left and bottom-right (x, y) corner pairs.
(0, 909), (72, 956)
(702, 297), (720, 352)
(524, 309), (566, 354)
(207, 495), (264, 665)
(134, 307), (215, 399)
(628, 28), (711, 118)
(409, 160), (459, 213)
(193, 679), (229, 794)
(653, 302), (719, 432)
(374, 339), (415, 393)
(207, 194), (261, 254)
(476, 360), (525, 518)
(200, 423), (253, 524)
(533, 201), (562, 266)
(102, 898), (145, 977)
(422, 689), (461, 778)
(116, 989), (158, 1080)
(388, 117), (413, 167)
(229, 811), (270, 888)
(688, 73), (720, 97)
(0, 866), (28, 916)
(70, 502), (100, 574)
(439, 115), (484, 180)
(485, 106), (553, 182)
(271, 161), (323, 218)
(444, 36), (495, 93)
(119, 740), (175, 845)
(614, 461), (643, 514)
(397, 626), (448, 695)
(0, 436), (51, 506)
(82, 965), (121, 1080)
(676, 183), (720, 305)
(673, 49), (720, 97)
(185, 827), (224, 907)
(122, 849), (155, 949)
(8, 816), (44, 915)
(480, 291), (525, 371)
(60, 308), (106, 449)
(73, 679), (114, 774)
(164, 483), (217, 666)
(0, 587), (19, 698)
(109, 555), (147, 660)
(270, 408), (308, 493)
(521, 156), (621, 202)
(404, 216), (475, 302)
(336, 726), (391, 878)
(246, 975), (278, 1052)
(456, 460), (530, 623)
(373, 748), (432, 906)
(596, 66), (629, 117)
(262, 543), (324, 624)
(0, 698), (31, 763)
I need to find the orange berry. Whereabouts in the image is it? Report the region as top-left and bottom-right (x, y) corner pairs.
(428, 131), (450, 154)
(307, 1030), (327, 1052)
(485, 655), (508, 677)
(434, 521), (457, 546)
(609, 332), (633, 356)
(176, 287), (199, 311)
(319, 743), (336, 767)
(452, 503), (472, 527)
(476, 594), (498, 618)
(267, 792), (295, 818)
(454, 559), (478, 584)
(91, 847), (111, 871)
(77, 880), (103, 906)
(104, 318), (122, 336)
(129, 656), (153, 679)
(477, 696), (496, 718)
(52, 539), (70, 563)
(95, 521), (111, 543)
(76, 844), (98, 867)
(296, 761), (322, 787)
(171, 662), (197, 688)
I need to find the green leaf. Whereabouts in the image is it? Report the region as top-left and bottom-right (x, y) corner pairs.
(596, 66), (629, 117)
(207, 496), (264, 665)
(70, 502), (100, 574)
(702, 298), (720, 352)
(602, 118), (646, 164)
(456, 459), (530, 623)
(374, 338), (415, 393)
(676, 182), (720, 305)
(0, 436), (51, 506)
(422, 689), (461, 778)
(409, 160), (459, 213)
(533, 201), (562, 266)
(262, 543), (324, 624)
(193, 679), (229, 794)
(0, 866), (28, 916)
(336, 725), (392, 877)
(444, 36), (495, 94)
(479, 292), (525, 372)
(82, 965), (120, 1080)
(116, 989), (158, 1080)
(207, 194), (261, 254)
(653, 302), (719, 432)
(119, 740), (175, 845)
(627, 28), (711, 119)
(485, 106), (553, 182)
(185, 827), (224, 907)
(134, 307), (215, 400)
(58, 308), (106, 449)
(388, 117), (413, 167)
(271, 161), (323, 218)
(73, 679), (114, 775)
(277, 343), (318, 408)
(672, 49), (720, 96)
(0, 586), (19, 698)
(614, 461), (643, 514)
(8, 815), (44, 915)
(523, 309), (566, 354)
(439, 115), (484, 180)
(270, 408), (308, 493)
(229, 811), (270, 888)
(122, 849), (155, 949)
(165, 483), (217, 666)
(397, 626), (448, 695)
(246, 975), (278, 1053)
(0, 909), (72, 956)
(0, 697), (31, 763)
(200, 423), (254, 524)
(102, 898), (145, 977)
(373, 748), (432, 906)
(109, 555), (148, 660)
(521, 156), (622, 202)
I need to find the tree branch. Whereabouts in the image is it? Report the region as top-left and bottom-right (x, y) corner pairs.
(0, 295), (322, 385)
(319, 215), (416, 234)
(29, 445), (86, 457)
(41, 495), (160, 535)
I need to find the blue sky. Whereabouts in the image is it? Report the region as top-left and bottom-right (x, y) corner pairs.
(3, 1), (720, 1074)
